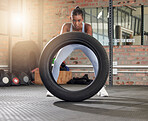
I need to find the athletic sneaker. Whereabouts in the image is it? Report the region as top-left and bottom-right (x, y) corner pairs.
(46, 91), (54, 97)
(96, 86), (109, 97)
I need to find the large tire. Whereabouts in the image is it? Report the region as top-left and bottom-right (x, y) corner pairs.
(39, 32), (109, 102)
(12, 41), (40, 74)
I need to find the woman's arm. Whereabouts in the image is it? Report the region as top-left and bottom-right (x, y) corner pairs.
(60, 23), (70, 34)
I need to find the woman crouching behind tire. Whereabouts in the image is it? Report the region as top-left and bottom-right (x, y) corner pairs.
(46, 6), (109, 97)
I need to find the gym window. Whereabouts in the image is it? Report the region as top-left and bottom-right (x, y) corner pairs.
(83, 7), (109, 46)
(83, 6), (146, 46)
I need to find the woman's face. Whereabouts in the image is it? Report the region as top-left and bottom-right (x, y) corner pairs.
(71, 14), (83, 30)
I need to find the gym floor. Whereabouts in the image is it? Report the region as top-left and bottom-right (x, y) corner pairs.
(0, 85), (148, 121)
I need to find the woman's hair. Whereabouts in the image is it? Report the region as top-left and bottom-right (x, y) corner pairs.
(71, 6), (83, 18)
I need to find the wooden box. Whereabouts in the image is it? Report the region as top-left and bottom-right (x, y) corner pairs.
(34, 68), (72, 85)
(57, 71), (72, 84)
(34, 68), (43, 85)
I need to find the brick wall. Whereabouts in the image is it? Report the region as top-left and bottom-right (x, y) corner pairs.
(107, 45), (148, 85)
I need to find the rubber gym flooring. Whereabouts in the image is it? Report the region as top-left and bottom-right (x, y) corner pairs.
(0, 85), (148, 121)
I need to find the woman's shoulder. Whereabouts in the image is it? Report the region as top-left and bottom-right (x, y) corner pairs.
(84, 23), (92, 29)
(84, 23), (92, 33)
(62, 22), (71, 28)
(61, 22), (71, 33)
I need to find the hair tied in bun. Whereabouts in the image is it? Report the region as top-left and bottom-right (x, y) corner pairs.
(71, 6), (83, 18)
(75, 6), (80, 9)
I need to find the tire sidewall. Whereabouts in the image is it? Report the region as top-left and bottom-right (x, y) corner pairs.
(39, 32), (109, 101)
